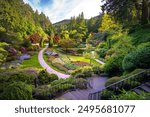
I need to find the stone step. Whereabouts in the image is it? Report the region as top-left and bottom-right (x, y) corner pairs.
(139, 85), (150, 92)
(70, 91), (85, 100)
(58, 92), (77, 100)
(132, 88), (142, 94)
(73, 91), (89, 100)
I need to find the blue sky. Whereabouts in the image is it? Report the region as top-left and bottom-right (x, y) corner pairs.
(23, 0), (102, 23)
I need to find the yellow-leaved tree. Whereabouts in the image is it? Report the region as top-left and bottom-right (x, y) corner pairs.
(99, 14), (120, 33)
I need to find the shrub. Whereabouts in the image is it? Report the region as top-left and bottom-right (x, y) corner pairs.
(81, 66), (93, 77)
(71, 68), (82, 76)
(105, 76), (122, 87)
(48, 74), (59, 82)
(112, 90), (150, 100)
(104, 55), (124, 76)
(92, 66), (103, 75)
(123, 47), (150, 72)
(9, 72), (34, 84)
(77, 48), (85, 54)
(50, 79), (65, 86)
(74, 73), (85, 78)
(49, 84), (74, 95)
(100, 90), (114, 100)
(0, 81), (32, 100)
(74, 78), (87, 89)
(38, 70), (58, 85)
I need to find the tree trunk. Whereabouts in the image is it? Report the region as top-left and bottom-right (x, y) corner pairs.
(141, 0), (149, 24)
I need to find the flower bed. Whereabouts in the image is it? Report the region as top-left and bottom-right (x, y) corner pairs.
(71, 61), (90, 67)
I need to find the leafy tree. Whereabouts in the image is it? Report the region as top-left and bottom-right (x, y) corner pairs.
(99, 14), (120, 33)
(59, 39), (76, 53)
(102, 0), (150, 25)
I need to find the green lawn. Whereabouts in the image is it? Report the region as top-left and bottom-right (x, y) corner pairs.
(68, 55), (100, 66)
(21, 54), (42, 69)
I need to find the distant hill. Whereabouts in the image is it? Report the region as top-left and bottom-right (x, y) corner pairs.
(53, 20), (71, 26)
(54, 15), (101, 33)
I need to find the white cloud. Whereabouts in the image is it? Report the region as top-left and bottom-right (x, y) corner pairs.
(23, 0), (102, 23)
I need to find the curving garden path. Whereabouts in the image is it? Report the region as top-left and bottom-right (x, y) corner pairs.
(38, 45), (105, 79)
(38, 45), (70, 79)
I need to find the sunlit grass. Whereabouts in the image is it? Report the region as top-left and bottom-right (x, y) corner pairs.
(22, 54), (42, 69)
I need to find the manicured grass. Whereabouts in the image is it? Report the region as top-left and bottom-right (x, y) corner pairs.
(22, 54), (42, 69)
(68, 55), (100, 66)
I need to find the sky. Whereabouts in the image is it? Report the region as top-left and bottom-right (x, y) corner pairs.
(23, 0), (102, 23)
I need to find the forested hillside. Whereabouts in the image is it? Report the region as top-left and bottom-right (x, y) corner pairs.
(0, 0), (53, 44)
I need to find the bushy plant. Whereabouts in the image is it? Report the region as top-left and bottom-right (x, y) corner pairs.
(105, 76), (122, 87)
(92, 66), (103, 75)
(9, 72), (34, 84)
(74, 78), (87, 89)
(38, 70), (58, 85)
(123, 47), (150, 71)
(0, 81), (32, 100)
(81, 66), (93, 77)
(104, 55), (124, 76)
(112, 90), (150, 100)
(71, 68), (82, 76)
(100, 90), (114, 100)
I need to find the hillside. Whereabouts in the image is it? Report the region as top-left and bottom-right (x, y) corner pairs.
(0, 0), (53, 44)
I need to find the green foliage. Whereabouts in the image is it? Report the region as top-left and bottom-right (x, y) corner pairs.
(64, 63), (77, 70)
(9, 72), (34, 84)
(112, 90), (150, 100)
(22, 39), (32, 48)
(74, 78), (87, 89)
(102, 0), (150, 25)
(38, 70), (58, 85)
(130, 26), (150, 45)
(123, 69), (145, 78)
(96, 42), (108, 58)
(81, 66), (93, 77)
(137, 42), (150, 49)
(100, 90), (114, 100)
(59, 39), (76, 52)
(0, 47), (8, 65)
(99, 14), (121, 33)
(0, 81), (32, 100)
(105, 76), (122, 87)
(92, 66), (103, 75)
(123, 47), (150, 72)
(0, 0), (53, 44)
(104, 55), (124, 76)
